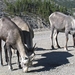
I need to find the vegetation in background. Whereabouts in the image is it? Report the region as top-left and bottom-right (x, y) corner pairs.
(4, 0), (69, 22)
(54, 0), (75, 9)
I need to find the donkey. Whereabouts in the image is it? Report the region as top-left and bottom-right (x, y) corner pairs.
(0, 16), (35, 72)
(49, 12), (75, 50)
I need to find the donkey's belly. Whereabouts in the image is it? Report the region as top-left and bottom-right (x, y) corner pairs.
(55, 24), (65, 31)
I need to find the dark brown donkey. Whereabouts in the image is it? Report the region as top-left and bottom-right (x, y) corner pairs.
(11, 16), (34, 50)
(11, 16), (35, 67)
(0, 16), (35, 72)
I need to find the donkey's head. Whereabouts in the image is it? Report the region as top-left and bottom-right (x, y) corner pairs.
(21, 43), (36, 72)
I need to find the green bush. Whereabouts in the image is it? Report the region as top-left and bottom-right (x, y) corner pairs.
(4, 0), (68, 22)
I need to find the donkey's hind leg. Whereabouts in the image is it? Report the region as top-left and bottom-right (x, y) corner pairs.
(4, 44), (8, 65)
(0, 39), (3, 66)
(54, 30), (60, 48)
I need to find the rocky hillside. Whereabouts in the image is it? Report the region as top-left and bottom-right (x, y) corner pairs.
(21, 14), (50, 31)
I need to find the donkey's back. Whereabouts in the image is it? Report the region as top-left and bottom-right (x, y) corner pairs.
(49, 12), (73, 31)
(0, 16), (21, 42)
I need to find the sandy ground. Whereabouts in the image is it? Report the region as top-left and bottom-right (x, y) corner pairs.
(0, 30), (75, 75)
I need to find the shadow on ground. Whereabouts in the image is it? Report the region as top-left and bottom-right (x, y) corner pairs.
(30, 47), (73, 72)
(36, 47), (50, 51)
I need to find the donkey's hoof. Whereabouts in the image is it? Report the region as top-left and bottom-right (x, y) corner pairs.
(57, 45), (61, 48)
(8, 65), (13, 70)
(51, 45), (55, 49)
(64, 47), (68, 51)
(23, 67), (28, 73)
(19, 65), (22, 69)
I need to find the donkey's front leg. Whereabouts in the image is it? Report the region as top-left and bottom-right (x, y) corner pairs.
(17, 50), (22, 69)
(64, 33), (68, 50)
(51, 27), (55, 49)
(6, 43), (13, 70)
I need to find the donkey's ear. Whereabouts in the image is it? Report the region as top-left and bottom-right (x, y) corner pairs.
(32, 43), (37, 51)
(34, 43), (36, 47)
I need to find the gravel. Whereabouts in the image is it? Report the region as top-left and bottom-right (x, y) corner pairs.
(0, 30), (75, 75)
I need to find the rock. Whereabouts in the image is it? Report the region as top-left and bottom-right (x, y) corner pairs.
(21, 14), (50, 30)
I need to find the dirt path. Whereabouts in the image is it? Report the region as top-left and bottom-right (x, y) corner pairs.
(0, 30), (75, 75)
